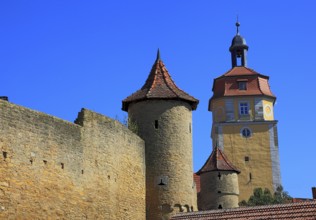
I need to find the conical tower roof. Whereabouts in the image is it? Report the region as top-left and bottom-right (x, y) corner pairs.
(122, 50), (199, 111)
(196, 147), (240, 175)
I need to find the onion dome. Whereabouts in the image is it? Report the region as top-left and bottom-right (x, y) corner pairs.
(230, 22), (249, 67)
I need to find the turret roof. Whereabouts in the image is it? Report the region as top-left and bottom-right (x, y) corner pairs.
(196, 147), (240, 175)
(122, 51), (199, 111)
(210, 66), (275, 104)
(222, 66), (261, 77)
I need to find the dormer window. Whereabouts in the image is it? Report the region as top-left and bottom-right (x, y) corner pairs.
(237, 79), (248, 90)
(238, 82), (247, 90)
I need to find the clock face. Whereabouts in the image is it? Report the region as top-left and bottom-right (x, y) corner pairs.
(264, 105), (272, 116)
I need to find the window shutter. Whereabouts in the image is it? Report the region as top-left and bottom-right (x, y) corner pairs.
(255, 98), (263, 120)
(225, 99), (234, 121)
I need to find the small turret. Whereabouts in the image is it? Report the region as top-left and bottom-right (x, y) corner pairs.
(197, 147), (240, 210)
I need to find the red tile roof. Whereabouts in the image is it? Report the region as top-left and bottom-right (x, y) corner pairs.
(193, 173), (201, 193)
(210, 66), (275, 103)
(122, 55), (199, 111)
(171, 200), (316, 220)
(196, 147), (240, 175)
(222, 66), (260, 76)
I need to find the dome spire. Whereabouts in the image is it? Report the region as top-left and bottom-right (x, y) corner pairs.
(229, 20), (248, 67)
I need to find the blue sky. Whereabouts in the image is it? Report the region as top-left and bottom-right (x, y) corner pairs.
(1, 1), (315, 199)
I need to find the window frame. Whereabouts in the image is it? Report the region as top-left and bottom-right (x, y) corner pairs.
(240, 127), (252, 138)
(239, 102), (250, 116)
(238, 81), (247, 90)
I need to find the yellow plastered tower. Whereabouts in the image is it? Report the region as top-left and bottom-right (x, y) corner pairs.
(122, 50), (199, 220)
(209, 22), (281, 201)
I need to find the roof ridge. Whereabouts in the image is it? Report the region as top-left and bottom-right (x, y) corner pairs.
(159, 60), (198, 99)
(257, 74), (264, 95)
(197, 147), (240, 174)
(217, 148), (239, 171)
(159, 61), (181, 98)
(146, 61), (159, 97)
(172, 200), (316, 219)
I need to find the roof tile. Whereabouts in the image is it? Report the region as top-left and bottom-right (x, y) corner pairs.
(193, 174), (201, 193)
(196, 147), (240, 175)
(171, 200), (316, 220)
(211, 66), (275, 101)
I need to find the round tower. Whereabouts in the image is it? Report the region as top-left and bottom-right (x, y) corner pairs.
(197, 147), (240, 210)
(122, 50), (199, 220)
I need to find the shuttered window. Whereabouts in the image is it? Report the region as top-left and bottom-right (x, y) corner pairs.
(225, 99), (235, 121)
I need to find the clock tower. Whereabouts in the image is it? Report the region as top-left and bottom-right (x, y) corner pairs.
(208, 22), (281, 201)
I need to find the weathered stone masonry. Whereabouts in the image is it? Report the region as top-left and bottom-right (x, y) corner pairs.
(0, 99), (145, 220)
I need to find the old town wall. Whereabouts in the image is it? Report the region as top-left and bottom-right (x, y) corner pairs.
(0, 99), (145, 219)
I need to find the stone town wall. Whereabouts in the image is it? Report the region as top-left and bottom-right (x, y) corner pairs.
(128, 100), (197, 220)
(0, 99), (145, 220)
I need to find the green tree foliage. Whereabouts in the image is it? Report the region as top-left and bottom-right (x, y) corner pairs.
(239, 186), (292, 207)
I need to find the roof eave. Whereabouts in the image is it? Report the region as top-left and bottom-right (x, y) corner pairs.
(122, 97), (199, 112)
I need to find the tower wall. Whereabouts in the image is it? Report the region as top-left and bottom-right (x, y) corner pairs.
(0, 100), (145, 219)
(211, 94), (280, 201)
(128, 100), (197, 220)
(214, 122), (278, 201)
(199, 171), (239, 210)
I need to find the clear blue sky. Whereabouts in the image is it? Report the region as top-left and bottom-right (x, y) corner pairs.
(1, 1), (315, 199)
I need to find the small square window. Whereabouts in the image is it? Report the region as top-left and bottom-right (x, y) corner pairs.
(245, 156), (250, 161)
(238, 82), (247, 90)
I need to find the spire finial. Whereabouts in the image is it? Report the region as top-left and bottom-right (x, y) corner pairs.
(236, 16), (240, 34)
(156, 48), (161, 61)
